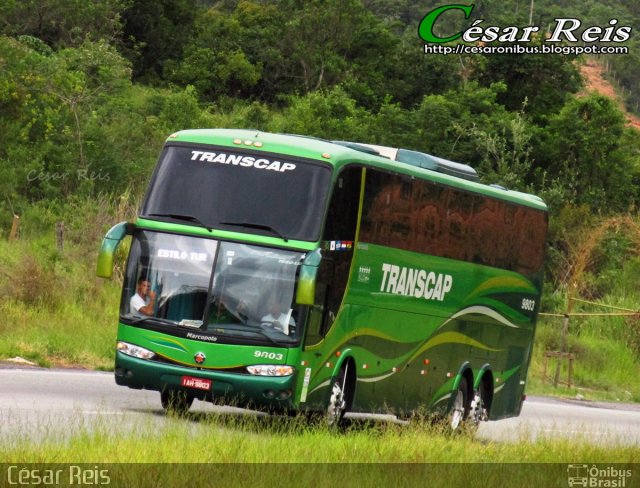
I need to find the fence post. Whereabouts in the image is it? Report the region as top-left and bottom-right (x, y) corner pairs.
(9, 214), (20, 241)
(553, 314), (570, 387)
(56, 221), (65, 252)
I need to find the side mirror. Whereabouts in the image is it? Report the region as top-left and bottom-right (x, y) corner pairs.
(296, 249), (322, 306)
(96, 221), (134, 279)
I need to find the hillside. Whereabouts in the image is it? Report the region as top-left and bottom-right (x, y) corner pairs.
(580, 58), (640, 130)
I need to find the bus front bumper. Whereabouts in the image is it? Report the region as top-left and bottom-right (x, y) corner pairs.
(115, 351), (297, 410)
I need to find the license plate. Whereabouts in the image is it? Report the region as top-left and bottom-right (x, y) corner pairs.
(181, 376), (212, 391)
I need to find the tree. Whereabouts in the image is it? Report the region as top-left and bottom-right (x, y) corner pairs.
(278, 0), (398, 98)
(163, 3), (267, 101)
(120, 0), (199, 82)
(472, 48), (582, 121)
(0, 0), (127, 48)
(414, 81), (515, 165)
(536, 94), (640, 212)
(0, 36), (134, 202)
(273, 86), (369, 140)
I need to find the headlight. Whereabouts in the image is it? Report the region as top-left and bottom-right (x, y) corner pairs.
(246, 365), (294, 376)
(117, 341), (156, 360)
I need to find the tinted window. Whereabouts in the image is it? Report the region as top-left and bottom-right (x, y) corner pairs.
(360, 169), (547, 276)
(322, 167), (362, 242)
(142, 145), (332, 242)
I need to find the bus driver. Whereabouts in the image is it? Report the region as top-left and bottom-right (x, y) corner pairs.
(261, 295), (295, 333)
(130, 278), (156, 315)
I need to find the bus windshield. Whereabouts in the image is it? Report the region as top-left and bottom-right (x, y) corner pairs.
(121, 230), (306, 345)
(141, 145), (332, 242)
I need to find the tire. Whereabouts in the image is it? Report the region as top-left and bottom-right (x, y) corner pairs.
(469, 380), (489, 426)
(448, 377), (470, 430)
(161, 390), (194, 415)
(326, 364), (352, 427)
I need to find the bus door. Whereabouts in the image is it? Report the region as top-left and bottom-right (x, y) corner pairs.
(301, 167), (362, 385)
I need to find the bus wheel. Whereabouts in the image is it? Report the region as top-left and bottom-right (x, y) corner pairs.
(161, 390), (194, 415)
(469, 381), (489, 425)
(326, 364), (352, 427)
(449, 377), (470, 430)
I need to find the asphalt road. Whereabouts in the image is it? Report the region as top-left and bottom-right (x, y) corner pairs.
(1, 367), (639, 446)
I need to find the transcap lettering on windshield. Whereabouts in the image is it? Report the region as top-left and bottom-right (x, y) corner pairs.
(380, 263), (453, 301)
(190, 151), (296, 172)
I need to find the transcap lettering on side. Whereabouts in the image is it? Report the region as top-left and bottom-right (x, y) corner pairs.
(190, 151), (296, 172)
(380, 263), (453, 301)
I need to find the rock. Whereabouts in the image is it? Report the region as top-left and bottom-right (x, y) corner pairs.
(5, 356), (37, 366)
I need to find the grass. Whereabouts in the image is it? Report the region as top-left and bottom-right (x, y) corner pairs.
(0, 280), (120, 371)
(529, 315), (640, 403)
(0, 203), (126, 370)
(0, 413), (640, 464)
(1, 413), (638, 487)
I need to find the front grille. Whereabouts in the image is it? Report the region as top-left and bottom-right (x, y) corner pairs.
(151, 354), (249, 374)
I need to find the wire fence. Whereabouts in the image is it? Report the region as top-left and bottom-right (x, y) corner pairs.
(538, 297), (639, 387)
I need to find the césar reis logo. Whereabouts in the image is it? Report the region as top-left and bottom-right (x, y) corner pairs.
(418, 4), (632, 51)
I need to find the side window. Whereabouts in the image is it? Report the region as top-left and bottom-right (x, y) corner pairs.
(445, 190), (475, 261)
(360, 169), (392, 245)
(323, 167), (362, 242)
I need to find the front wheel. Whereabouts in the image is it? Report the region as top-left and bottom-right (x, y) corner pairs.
(326, 364), (352, 427)
(161, 390), (194, 415)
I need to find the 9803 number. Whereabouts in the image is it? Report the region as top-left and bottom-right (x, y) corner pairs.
(521, 298), (536, 312)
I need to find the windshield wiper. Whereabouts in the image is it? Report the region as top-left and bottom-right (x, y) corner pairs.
(219, 221), (288, 242)
(148, 213), (213, 232)
(129, 316), (178, 327)
(215, 324), (289, 346)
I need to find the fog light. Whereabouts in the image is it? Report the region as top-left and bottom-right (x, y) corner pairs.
(264, 390), (275, 399)
(277, 390), (292, 400)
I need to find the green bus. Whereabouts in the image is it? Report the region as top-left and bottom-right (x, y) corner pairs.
(97, 129), (547, 427)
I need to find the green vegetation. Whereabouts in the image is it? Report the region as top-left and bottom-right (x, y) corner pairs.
(530, 317), (640, 402)
(1, 1), (640, 404)
(2, 414), (638, 464)
(0, 199), (129, 369)
(4, 416), (637, 485)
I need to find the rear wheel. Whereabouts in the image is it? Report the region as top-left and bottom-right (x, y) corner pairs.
(469, 380), (489, 426)
(449, 377), (470, 430)
(161, 390), (194, 415)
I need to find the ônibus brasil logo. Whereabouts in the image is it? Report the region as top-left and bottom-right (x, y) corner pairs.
(418, 4), (632, 55)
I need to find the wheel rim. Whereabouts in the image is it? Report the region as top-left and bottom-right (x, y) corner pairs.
(470, 386), (487, 425)
(450, 389), (465, 429)
(327, 376), (347, 426)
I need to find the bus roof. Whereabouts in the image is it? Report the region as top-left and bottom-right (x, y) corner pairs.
(167, 129), (547, 212)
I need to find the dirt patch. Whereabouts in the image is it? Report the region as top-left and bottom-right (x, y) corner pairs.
(580, 58), (640, 129)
